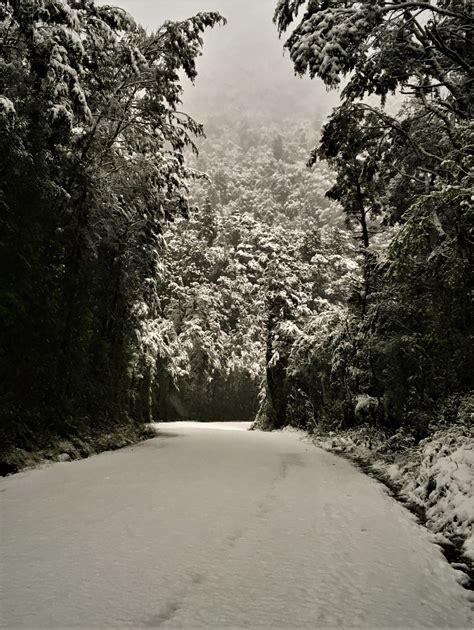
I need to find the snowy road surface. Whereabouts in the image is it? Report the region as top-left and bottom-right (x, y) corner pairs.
(1, 422), (472, 629)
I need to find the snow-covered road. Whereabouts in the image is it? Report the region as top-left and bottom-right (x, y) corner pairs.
(1, 423), (472, 628)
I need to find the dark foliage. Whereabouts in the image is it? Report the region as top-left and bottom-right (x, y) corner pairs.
(263, 0), (474, 435)
(0, 0), (224, 453)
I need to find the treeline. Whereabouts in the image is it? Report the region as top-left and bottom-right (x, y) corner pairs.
(0, 1), (354, 457)
(0, 0), (224, 455)
(1, 1), (472, 459)
(259, 0), (473, 436)
(147, 123), (357, 422)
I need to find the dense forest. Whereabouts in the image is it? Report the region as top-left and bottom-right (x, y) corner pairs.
(0, 0), (226, 459)
(154, 121), (357, 424)
(264, 0), (473, 437)
(0, 0), (472, 467)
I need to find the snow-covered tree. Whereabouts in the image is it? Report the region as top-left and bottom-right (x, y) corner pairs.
(0, 0), (224, 449)
(270, 0), (473, 434)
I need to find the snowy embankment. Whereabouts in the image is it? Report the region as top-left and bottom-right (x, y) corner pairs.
(379, 429), (473, 560)
(296, 424), (473, 583)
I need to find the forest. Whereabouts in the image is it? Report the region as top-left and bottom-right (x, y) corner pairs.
(0, 0), (472, 469)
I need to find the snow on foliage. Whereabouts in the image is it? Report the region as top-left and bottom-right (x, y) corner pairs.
(0, 0), (226, 435)
(397, 428), (474, 562)
(355, 395), (379, 423)
(143, 120), (359, 423)
(0, 96), (15, 116)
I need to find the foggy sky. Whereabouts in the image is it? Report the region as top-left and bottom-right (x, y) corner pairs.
(97, 0), (340, 123)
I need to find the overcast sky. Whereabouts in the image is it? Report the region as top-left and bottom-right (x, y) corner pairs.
(97, 0), (340, 123)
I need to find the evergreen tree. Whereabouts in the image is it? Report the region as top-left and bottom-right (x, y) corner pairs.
(267, 0), (474, 433)
(0, 0), (224, 453)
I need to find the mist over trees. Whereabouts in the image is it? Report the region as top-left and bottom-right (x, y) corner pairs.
(99, 0), (341, 124)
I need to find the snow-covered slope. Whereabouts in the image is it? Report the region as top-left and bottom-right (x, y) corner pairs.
(1, 423), (472, 628)
(313, 425), (474, 566)
(382, 428), (474, 562)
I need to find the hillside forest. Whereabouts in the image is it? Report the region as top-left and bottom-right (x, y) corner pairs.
(0, 0), (472, 468)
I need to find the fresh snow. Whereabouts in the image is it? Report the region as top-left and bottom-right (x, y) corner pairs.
(146, 421), (251, 433)
(1, 423), (472, 628)
(0, 96), (15, 116)
(389, 429), (474, 562)
(316, 425), (474, 564)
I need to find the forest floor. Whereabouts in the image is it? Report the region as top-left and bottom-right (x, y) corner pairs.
(1, 422), (472, 628)
(0, 421), (150, 477)
(289, 423), (474, 589)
